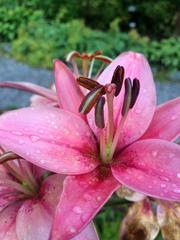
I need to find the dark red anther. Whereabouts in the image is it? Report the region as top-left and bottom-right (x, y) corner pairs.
(79, 85), (105, 114)
(95, 96), (105, 128)
(77, 77), (101, 91)
(130, 78), (140, 109)
(111, 66), (124, 97)
(121, 78), (132, 116)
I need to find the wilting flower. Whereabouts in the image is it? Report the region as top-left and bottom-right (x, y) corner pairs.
(0, 51), (179, 240)
(0, 150), (98, 240)
(120, 199), (159, 240)
(157, 201), (180, 240)
(120, 198), (180, 240)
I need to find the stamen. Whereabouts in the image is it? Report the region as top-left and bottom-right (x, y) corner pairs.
(95, 96), (105, 128)
(130, 78), (140, 109)
(121, 78), (132, 116)
(111, 66), (124, 96)
(95, 55), (112, 64)
(88, 58), (95, 78)
(79, 86), (105, 114)
(0, 151), (19, 164)
(77, 76), (101, 91)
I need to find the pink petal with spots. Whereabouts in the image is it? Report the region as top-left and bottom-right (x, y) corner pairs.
(54, 60), (84, 115)
(16, 199), (52, 240)
(72, 222), (99, 240)
(52, 167), (119, 240)
(111, 139), (180, 201)
(0, 203), (20, 240)
(88, 51), (156, 150)
(0, 81), (57, 101)
(141, 97), (180, 141)
(40, 174), (65, 215)
(0, 107), (99, 174)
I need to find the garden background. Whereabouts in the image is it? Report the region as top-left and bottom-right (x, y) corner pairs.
(0, 0), (179, 239)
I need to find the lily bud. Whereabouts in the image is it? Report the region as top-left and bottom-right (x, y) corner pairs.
(120, 199), (159, 240)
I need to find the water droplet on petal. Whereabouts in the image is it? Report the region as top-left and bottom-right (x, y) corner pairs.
(171, 115), (177, 120)
(73, 206), (82, 214)
(69, 227), (76, 233)
(12, 131), (22, 136)
(96, 196), (102, 201)
(177, 173), (180, 178)
(173, 188), (180, 193)
(159, 176), (170, 182)
(18, 139), (24, 144)
(135, 109), (141, 114)
(152, 151), (158, 157)
(160, 183), (166, 188)
(30, 136), (40, 142)
(38, 129), (44, 134)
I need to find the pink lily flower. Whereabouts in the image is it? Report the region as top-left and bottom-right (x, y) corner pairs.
(0, 51), (179, 240)
(0, 150), (98, 240)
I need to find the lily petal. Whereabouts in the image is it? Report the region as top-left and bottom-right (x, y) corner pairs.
(40, 174), (65, 215)
(0, 203), (20, 240)
(111, 139), (180, 201)
(0, 81), (57, 101)
(30, 95), (58, 107)
(141, 97), (180, 141)
(16, 199), (52, 240)
(52, 167), (119, 240)
(88, 51), (156, 150)
(54, 60), (84, 114)
(0, 107), (99, 174)
(72, 222), (99, 240)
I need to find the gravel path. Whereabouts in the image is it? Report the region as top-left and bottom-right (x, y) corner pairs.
(0, 56), (179, 109)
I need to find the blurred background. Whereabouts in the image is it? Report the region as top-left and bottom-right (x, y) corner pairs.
(0, 1), (180, 239)
(0, 0), (179, 69)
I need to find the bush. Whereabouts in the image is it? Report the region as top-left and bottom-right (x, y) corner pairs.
(10, 18), (180, 70)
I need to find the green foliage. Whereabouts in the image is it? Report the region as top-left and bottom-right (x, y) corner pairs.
(0, 0), (179, 40)
(10, 18), (180, 70)
(0, 5), (33, 41)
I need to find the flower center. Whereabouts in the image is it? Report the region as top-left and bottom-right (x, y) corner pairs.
(77, 65), (140, 164)
(0, 151), (40, 199)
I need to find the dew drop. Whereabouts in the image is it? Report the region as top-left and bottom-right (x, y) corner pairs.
(73, 206), (82, 214)
(12, 131), (22, 136)
(135, 109), (141, 114)
(173, 188), (180, 194)
(69, 227), (76, 233)
(171, 115), (177, 120)
(159, 176), (170, 182)
(18, 139), (24, 144)
(30, 136), (40, 142)
(36, 149), (41, 154)
(152, 151), (158, 157)
(177, 173), (180, 178)
(38, 129), (44, 134)
(83, 193), (92, 201)
(160, 183), (166, 188)
(96, 196), (102, 201)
